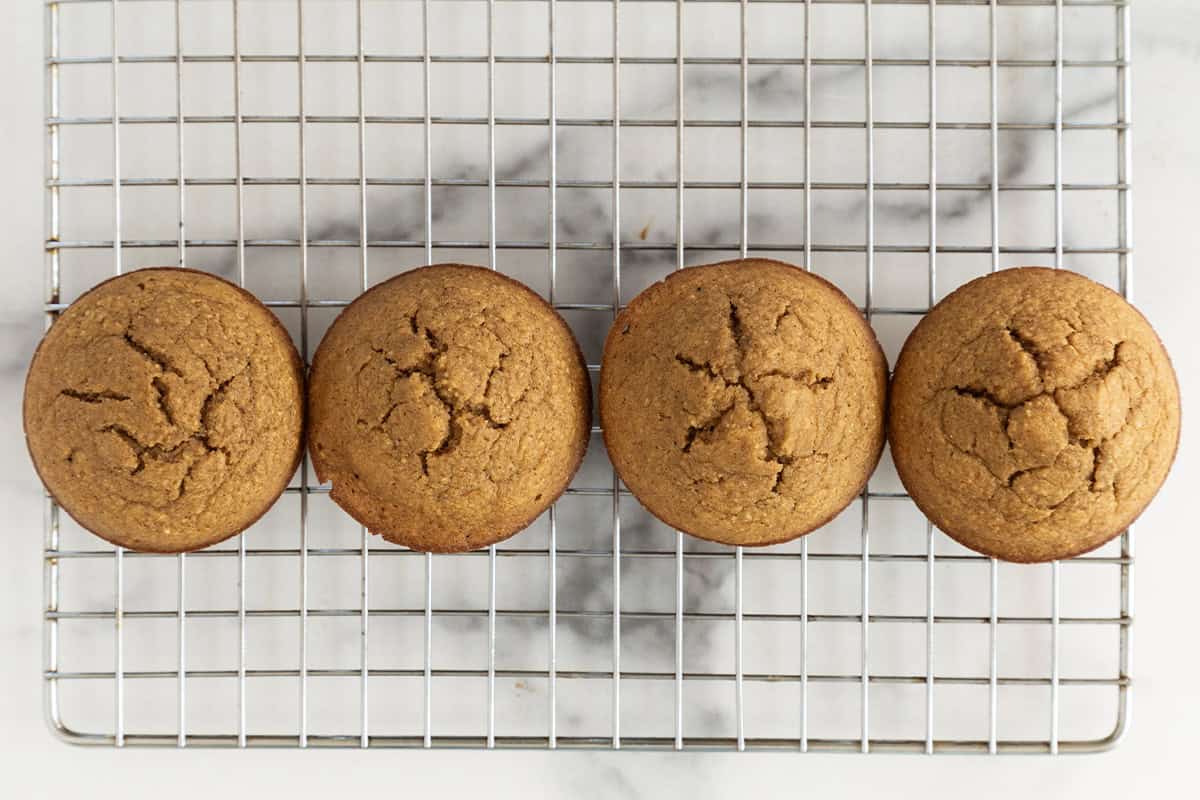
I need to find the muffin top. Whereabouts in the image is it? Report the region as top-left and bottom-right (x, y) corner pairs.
(889, 267), (1180, 562)
(24, 268), (304, 553)
(307, 264), (591, 552)
(600, 259), (888, 546)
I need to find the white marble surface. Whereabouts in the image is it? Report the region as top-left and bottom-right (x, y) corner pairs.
(2, 1), (1198, 797)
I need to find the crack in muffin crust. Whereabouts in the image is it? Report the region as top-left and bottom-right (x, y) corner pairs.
(672, 299), (839, 498)
(367, 325), (512, 478)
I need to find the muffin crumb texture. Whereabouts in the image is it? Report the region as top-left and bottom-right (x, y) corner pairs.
(308, 265), (590, 552)
(600, 259), (888, 546)
(889, 267), (1180, 562)
(23, 269), (304, 552)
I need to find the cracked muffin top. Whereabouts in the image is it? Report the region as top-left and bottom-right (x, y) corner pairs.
(889, 267), (1180, 563)
(24, 268), (304, 553)
(600, 258), (888, 546)
(307, 264), (591, 553)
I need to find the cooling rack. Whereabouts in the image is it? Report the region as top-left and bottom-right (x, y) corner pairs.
(42, 0), (1134, 753)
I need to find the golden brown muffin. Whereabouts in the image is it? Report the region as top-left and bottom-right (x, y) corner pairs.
(307, 264), (591, 553)
(24, 268), (304, 553)
(889, 267), (1180, 563)
(599, 258), (888, 546)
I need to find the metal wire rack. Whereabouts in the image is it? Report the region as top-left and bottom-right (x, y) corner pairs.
(43, 0), (1133, 753)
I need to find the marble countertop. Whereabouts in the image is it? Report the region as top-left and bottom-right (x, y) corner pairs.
(1, 2), (1197, 798)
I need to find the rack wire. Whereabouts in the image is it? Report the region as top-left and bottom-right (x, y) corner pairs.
(43, 0), (1133, 753)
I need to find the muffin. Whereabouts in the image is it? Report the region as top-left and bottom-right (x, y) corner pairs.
(307, 264), (591, 553)
(889, 267), (1180, 563)
(600, 258), (888, 546)
(24, 268), (305, 553)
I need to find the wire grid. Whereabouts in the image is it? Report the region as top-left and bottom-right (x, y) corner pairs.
(42, 0), (1134, 753)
